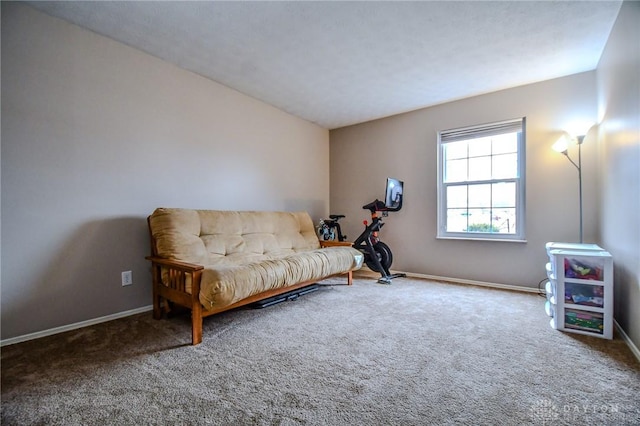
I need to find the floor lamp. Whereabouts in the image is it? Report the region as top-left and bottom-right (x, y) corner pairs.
(552, 134), (584, 243)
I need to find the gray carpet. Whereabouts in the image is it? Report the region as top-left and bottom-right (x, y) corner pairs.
(2, 275), (639, 425)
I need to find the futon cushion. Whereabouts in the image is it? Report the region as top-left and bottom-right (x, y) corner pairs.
(199, 247), (361, 309)
(150, 209), (322, 265)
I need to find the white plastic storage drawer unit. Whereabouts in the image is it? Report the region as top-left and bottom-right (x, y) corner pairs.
(544, 243), (613, 339)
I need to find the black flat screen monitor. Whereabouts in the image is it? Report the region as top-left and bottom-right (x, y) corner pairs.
(384, 178), (403, 209)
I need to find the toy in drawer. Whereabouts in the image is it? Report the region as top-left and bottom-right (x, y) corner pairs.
(564, 309), (604, 334)
(564, 257), (604, 280)
(564, 282), (604, 308)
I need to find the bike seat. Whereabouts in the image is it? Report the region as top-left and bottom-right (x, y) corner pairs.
(329, 214), (345, 220)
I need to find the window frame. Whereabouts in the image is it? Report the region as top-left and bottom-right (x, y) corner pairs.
(436, 118), (526, 242)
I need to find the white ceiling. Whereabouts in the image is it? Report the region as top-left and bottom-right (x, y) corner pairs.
(26, 1), (622, 129)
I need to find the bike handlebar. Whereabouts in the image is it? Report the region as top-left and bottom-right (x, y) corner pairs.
(362, 196), (403, 213)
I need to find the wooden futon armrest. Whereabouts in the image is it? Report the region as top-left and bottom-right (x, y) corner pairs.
(319, 240), (353, 248)
(146, 256), (205, 329)
(145, 256), (204, 272)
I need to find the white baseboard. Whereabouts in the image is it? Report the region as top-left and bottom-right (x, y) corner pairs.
(615, 320), (640, 363)
(402, 271), (540, 294)
(0, 305), (153, 347)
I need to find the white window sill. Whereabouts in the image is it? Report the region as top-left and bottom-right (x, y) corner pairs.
(436, 236), (527, 243)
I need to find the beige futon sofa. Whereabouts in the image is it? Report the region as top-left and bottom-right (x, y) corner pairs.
(147, 208), (363, 344)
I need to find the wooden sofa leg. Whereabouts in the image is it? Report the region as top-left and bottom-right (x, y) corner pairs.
(347, 270), (353, 285)
(153, 289), (163, 320)
(192, 303), (203, 345)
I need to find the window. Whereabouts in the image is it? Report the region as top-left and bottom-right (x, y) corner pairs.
(437, 118), (526, 241)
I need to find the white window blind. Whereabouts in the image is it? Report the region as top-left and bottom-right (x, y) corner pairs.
(440, 119), (524, 143)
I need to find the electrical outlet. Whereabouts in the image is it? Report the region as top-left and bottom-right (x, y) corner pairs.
(121, 270), (133, 286)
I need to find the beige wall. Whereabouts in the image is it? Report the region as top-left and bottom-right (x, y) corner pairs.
(596, 1), (640, 349)
(330, 72), (599, 288)
(1, 4), (329, 340)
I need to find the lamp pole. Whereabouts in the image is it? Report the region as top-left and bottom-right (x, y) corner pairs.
(561, 136), (584, 243)
(553, 132), (588, 244)
(577, 136), (583, 244)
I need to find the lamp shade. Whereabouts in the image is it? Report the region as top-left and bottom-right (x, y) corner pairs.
(552, 136), (569, 153)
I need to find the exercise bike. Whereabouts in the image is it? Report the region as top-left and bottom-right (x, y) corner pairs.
(317, 178), (406, 284)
